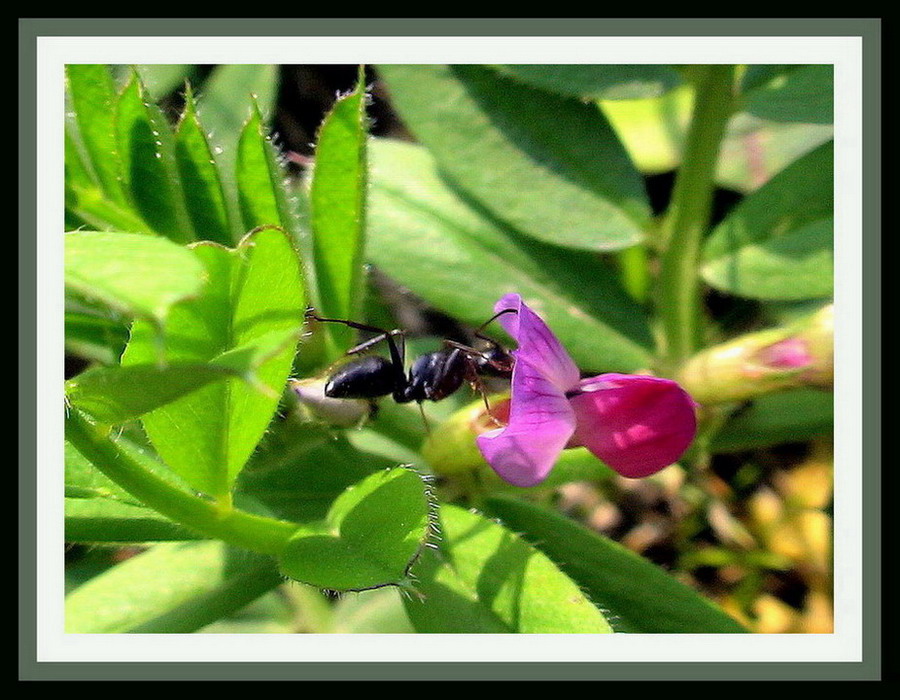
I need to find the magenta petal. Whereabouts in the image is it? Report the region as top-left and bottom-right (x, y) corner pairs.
(493, 294), (580, 392)
(476, 355), (576, 487)
(568, 373), (697, 478)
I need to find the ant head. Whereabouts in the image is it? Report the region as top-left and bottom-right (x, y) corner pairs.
(475, 344), (515, 378)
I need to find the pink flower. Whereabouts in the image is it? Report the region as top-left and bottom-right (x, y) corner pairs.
(476, 294), (697, 487)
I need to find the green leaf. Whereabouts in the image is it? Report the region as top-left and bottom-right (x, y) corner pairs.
(599, 84), (694, 175)
(195, 65), (281, 248)
(743, 65), (833, 124)
(175, 87), (234, 245)
(64, 119), (98, 192)
(66, 65), (128, 204)
(367, 138), (652, 372)
(121, 229), (305, 501)
(65, 438), (141, 504)
(599, 83), (834, 192)
(235, 103), (301, 235)
(64, 182), (151, 234)
(403, 504), (613, 633)
(329, 588), (415, 633)
(714, 113), (834, 193)
(64, 231), (207, 328)
(494, 64), (683, 100)
(65, 409), (301, 556)
(703, 142), (833, 287)
(65, 497), (205, 543)
(132, 64), (194, 101)
(485, 496), (747, 633)
(65, 541), (283, 633)
(376, 64), (651, 251)
(309, 67), (369, 350)
(741, 65), (792, 92)
(710, 389), (833, 453)
(65, 433), (196, 508)
(195, 64), (279, 172)
(702, 217), (833, 300)
(115, 73), (193, 242)
(197, 588), (298, 633)
(277, 467), (431, 591)
(65, 298), (129, 366)
(237, 419), (392, 523)
(65, 362), (239, 424)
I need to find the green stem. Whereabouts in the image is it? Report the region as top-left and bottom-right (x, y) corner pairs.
(658, 65), (737, 372)
(65, 408), (299, 556)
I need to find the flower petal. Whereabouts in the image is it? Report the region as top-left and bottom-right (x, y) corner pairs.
(476, 356), (576, 487)
(567, 373), (697, 478)
(493, 293), (579, 392)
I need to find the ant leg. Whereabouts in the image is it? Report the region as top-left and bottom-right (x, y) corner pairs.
(346, 329), (405, 357)
(470, 363), (505, 428)
(446, 343), (505, 427)
(417, 402), (431, 436)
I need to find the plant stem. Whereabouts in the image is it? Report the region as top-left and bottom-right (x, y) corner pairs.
(658, 65), (737, 372)
(65, 408), (299, 556)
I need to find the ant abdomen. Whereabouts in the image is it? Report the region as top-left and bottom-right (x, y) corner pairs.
(324, 355), (397, 400)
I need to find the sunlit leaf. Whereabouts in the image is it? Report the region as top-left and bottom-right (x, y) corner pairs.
(278, 467), (431, 591)
(121, 229), (305, 500)
(703, 141), (833, 296)
(403, 504), (613, 633)
(115, 73), (194, 242)
(495, 64), (683, 100)
(366, 138), (653, 373)
(65, 541), (283, 633)
(308, 67), (369, 350)
(64, 230), (206, 328)
(377, 64), (651, 251)
(485, 496), (747, 633)
(702, 217), (833, 300)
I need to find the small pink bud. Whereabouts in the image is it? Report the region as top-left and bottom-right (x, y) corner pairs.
(759, 337), (813, 370)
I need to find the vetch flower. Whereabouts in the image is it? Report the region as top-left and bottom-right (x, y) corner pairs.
(476, 294), (697, 487)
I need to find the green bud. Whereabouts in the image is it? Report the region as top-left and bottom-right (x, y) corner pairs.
(421, 394), (510, 477)
(679, 305), (833, 405)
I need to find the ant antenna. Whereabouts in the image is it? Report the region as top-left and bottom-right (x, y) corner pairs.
(473, 307), (517, 336)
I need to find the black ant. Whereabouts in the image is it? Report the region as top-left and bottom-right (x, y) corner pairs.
(306, 308), (517, 421)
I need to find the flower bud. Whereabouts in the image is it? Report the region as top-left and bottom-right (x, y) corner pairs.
(678, 305), (833, 405)
(288, 377), (372, 427)
(421, 395), (510, 477)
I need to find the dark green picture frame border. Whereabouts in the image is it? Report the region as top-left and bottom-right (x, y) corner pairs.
(20, 17), (881, 682)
